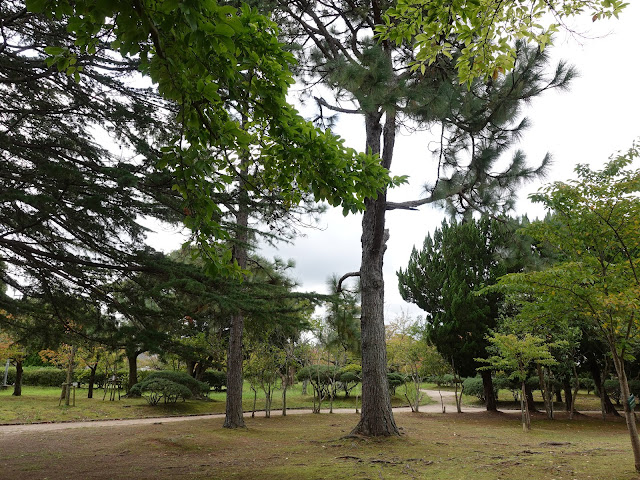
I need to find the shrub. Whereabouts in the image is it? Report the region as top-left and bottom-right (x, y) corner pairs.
(16, 367), (67, 387)
(142, 371), (209, 398)
(462, 377), (485, 401)
(200, 370), (226, 392)
(579, 376), (595, 394)
(604, 378), (640, 405)
(129, 378), (192, 405)
(387, 372), (407, 396)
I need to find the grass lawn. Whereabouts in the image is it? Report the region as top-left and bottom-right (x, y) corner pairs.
(0, 410), (637, 479)
(0, 382), (429, 425)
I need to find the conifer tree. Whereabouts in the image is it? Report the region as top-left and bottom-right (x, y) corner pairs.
(269, 0), (573, 435)
(397, 217), (532, 410)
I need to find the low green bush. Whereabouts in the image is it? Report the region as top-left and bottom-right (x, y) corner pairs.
(129, 378), (193, 405)
(462, 376), (485, 401)
(4, 367), (67, 387)
(141, 371), (209, 398)
(200, 370), (226, 392)
(387, 372), (407, 395)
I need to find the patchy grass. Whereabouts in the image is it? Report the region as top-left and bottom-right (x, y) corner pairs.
(0, 411), (637, 479)
(0, 383), (428, 425)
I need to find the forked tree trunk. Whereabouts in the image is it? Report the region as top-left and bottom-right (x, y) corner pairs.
(12, 360), (22, 397)
(563, 378), (573, 413)
(611, 349), (640, 473)
(537, 364), (553, 419)
(351, 109), (399, 437)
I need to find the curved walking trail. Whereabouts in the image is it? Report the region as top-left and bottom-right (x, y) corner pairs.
(0, 389), (485, 436)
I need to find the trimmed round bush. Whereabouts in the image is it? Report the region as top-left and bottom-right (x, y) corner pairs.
(200, 370), (226, 392)
(462, 376), (485, 401)
(130, 378), (192, 405)
(387, 372), (407, 395)
(141, 371), (209, 398)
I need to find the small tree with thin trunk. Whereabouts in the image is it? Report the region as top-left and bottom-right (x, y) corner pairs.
(494, 146), (640, 470)
(478, 333), (558, 431)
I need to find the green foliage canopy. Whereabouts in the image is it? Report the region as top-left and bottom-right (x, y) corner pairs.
(378, 0), (628, 83)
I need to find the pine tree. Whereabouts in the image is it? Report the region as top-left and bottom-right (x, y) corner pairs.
(0, 2), (182, 329)
(267, 0), (573, 436)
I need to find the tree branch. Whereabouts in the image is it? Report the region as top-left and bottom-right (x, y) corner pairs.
(385, 197), (434, 211)
(336, 271), (360, 293)
(314, 96), (361, 114)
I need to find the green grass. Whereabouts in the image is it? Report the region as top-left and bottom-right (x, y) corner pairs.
(0, 382), (428, 425)
(0, 410), (637, 479)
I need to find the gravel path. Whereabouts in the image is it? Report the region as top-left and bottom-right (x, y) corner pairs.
(0, 389), (483, 435)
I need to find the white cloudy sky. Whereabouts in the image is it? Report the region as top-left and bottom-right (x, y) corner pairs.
(149, 4), (640, 321)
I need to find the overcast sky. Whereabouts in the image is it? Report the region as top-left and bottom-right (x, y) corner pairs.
(149, 4), (640, 322)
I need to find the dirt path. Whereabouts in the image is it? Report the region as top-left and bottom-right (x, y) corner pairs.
(0, 390), (484, 435)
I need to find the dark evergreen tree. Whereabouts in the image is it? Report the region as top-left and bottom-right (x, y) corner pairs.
(397, 217), (534, 410)
(0, 1), (182, 331)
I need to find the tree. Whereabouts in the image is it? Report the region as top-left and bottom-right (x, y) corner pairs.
(379, 0), (628, 83)
(1, 1), (184, 332)
(385, 315), (436, 412)
(398, 217), (528, 411)
(479, 333), (558, 431)
(278, 0), (571, 436)
(0, 331), (27, 396)
(494, 145), (640, 470)
(12, 0), (398, 429)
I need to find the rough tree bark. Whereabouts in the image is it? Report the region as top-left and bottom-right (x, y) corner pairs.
(612, 349), (640, 473)
(126, 350), (141, 393)
(481, 370), (497, 412)
(224, 158), (250, 429)
(12, 360), (22, 397)
(525, 383), (538, 413)
(350, 109), (399, 437)
(88, 363), (97, 399)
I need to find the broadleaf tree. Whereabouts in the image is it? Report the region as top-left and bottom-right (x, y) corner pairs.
(494, 145), (640, 471)
(379, 0), (628, 83)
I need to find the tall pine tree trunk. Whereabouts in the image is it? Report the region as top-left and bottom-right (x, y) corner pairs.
(224, 157), (250, 429)
(351, 109), (399, 437)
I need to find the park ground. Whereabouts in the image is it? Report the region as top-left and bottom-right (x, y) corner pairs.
(1, 386), (639, 479)
(0, 410), (638, 480)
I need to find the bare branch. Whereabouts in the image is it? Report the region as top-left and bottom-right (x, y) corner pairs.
(386, 197), (434, 211)
(314, 96), (361, 114)
(337, 271), (360, 293)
